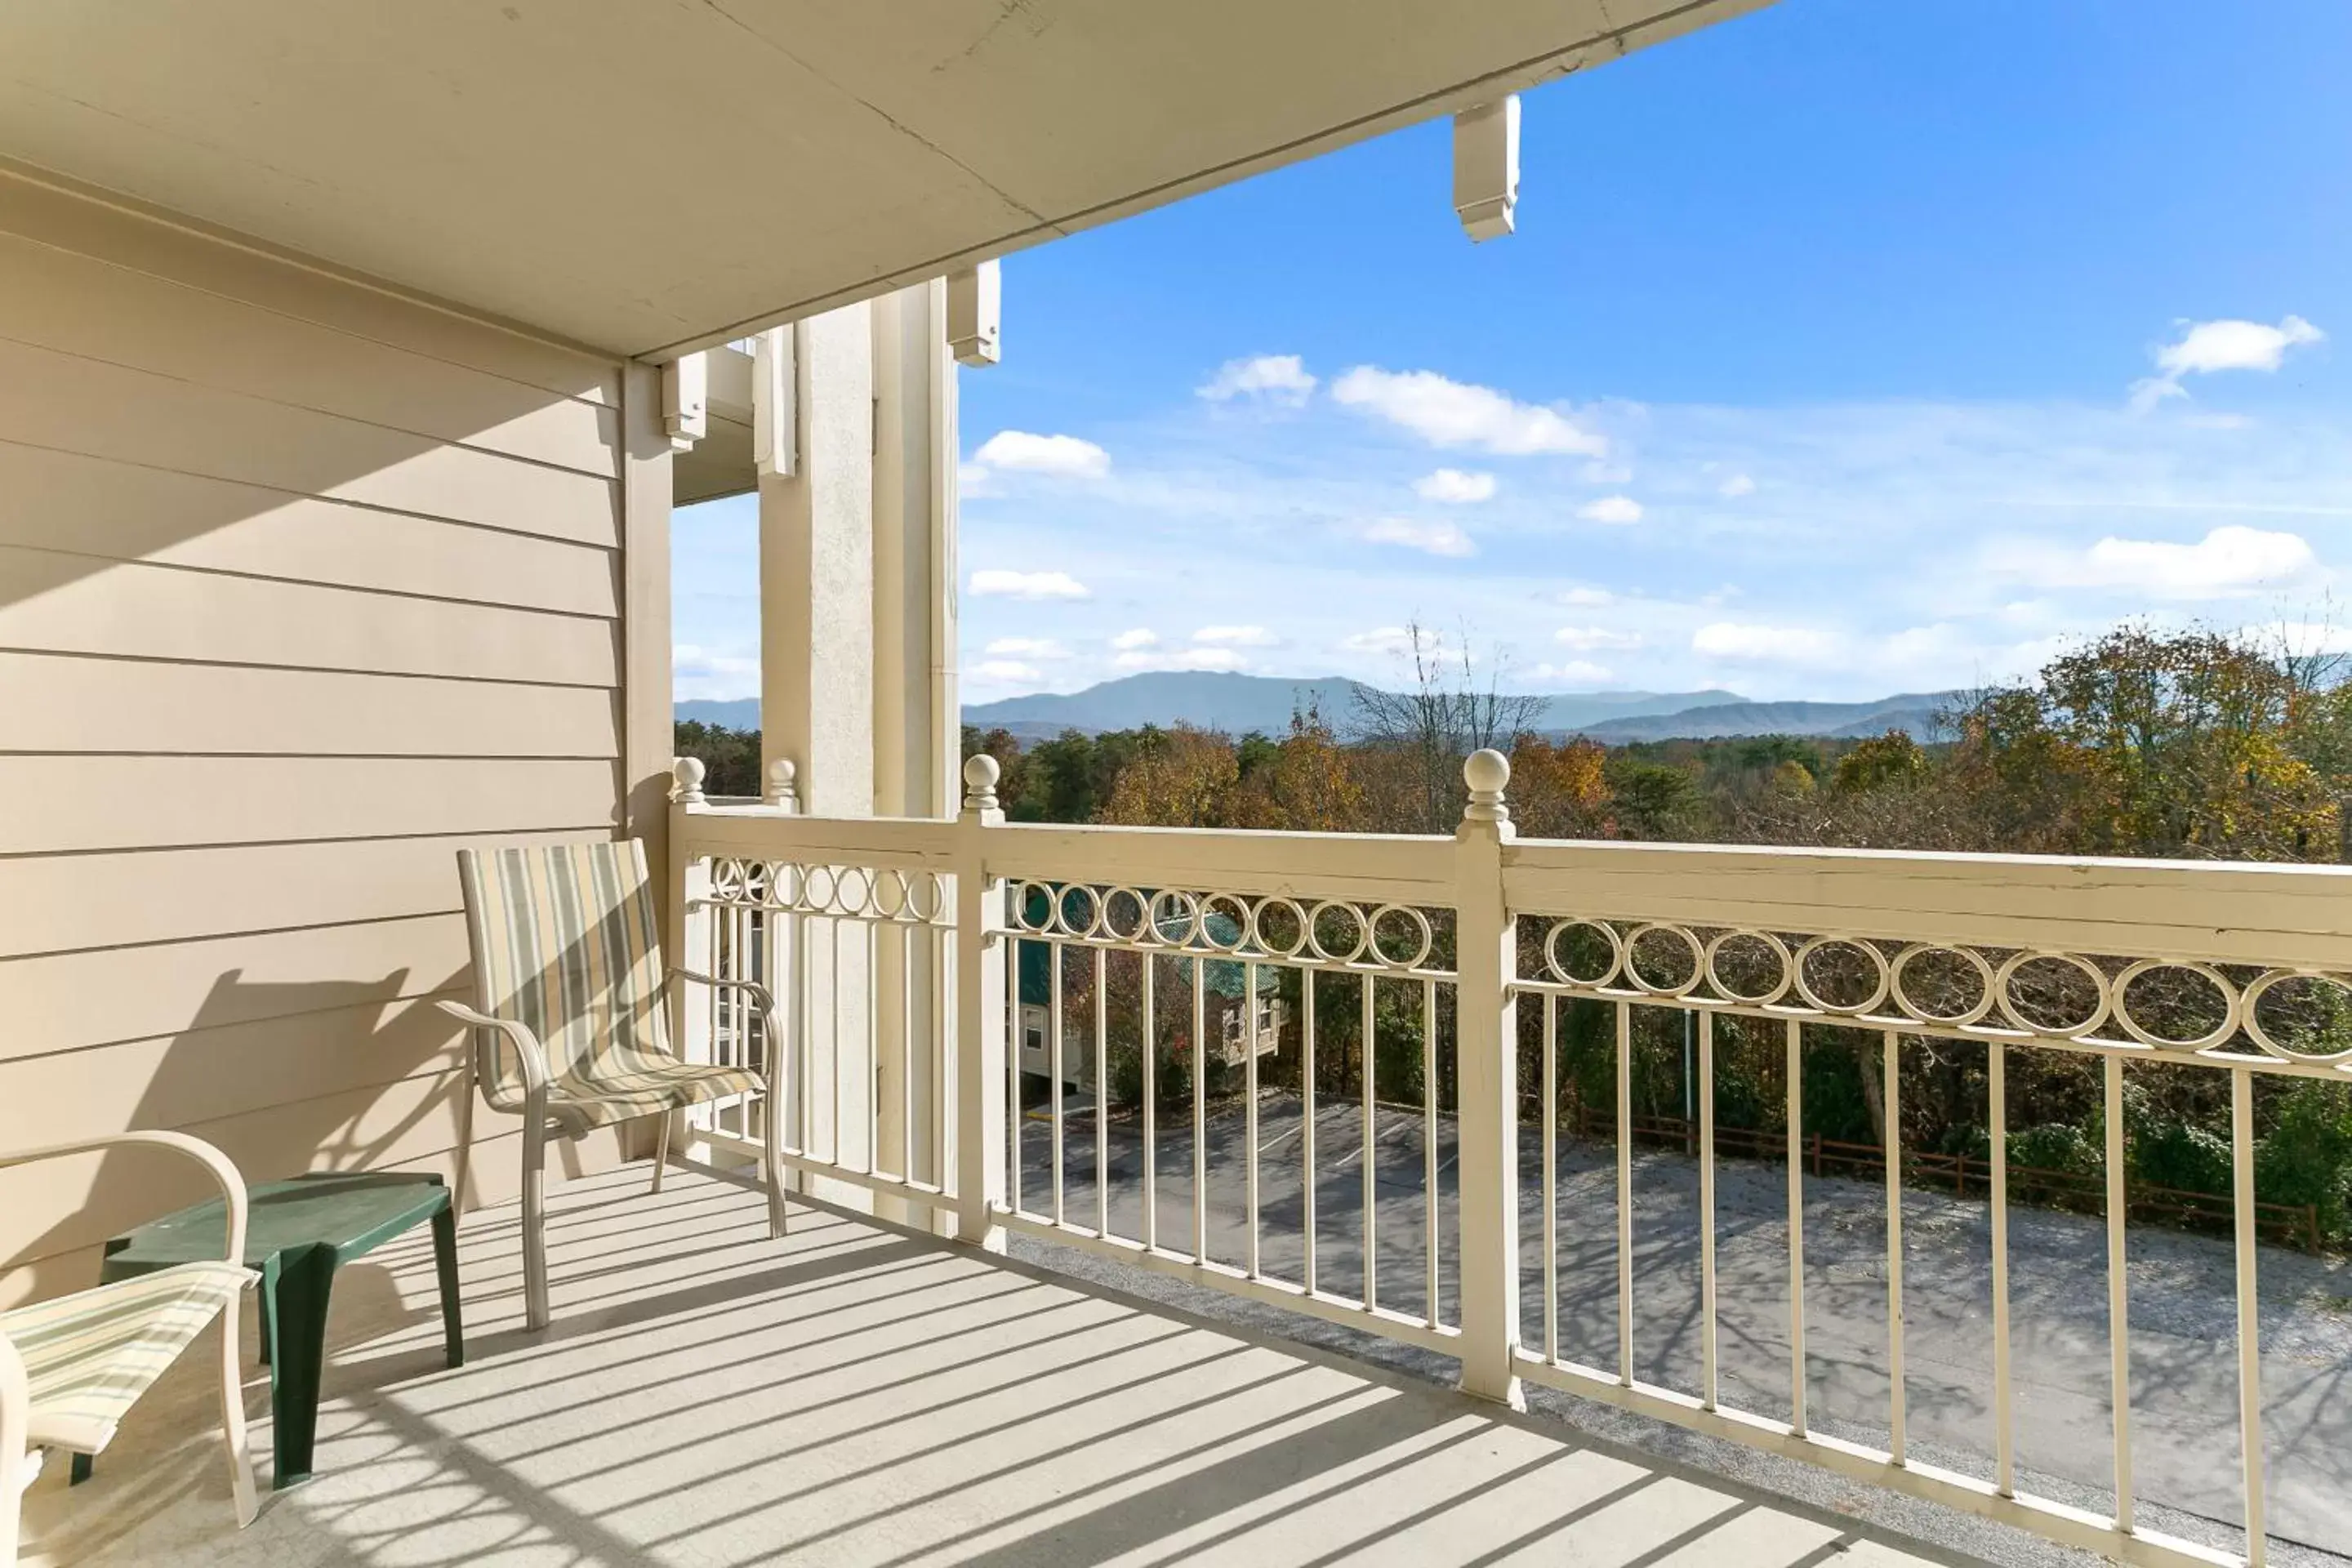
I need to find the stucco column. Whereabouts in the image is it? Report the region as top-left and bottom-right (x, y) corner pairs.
(761, 300), (875, 1195)
(871, 282), (959, 1223)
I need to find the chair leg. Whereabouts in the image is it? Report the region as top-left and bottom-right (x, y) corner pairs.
(764, 1107), (788, 1240)
(220, 1283), (259, 1526)
(521, 1120), (550, 1331)
(650, 1111), (671, 1196)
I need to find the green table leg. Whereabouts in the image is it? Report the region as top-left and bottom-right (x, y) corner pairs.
(430, 1200), (465, 1368)
(267, 1246), (336, 1489)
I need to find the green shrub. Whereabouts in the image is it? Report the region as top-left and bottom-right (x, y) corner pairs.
(2256, 1082), (2352, 1240)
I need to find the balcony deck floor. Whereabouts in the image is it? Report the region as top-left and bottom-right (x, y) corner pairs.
(19, 1164), (1955, 1568)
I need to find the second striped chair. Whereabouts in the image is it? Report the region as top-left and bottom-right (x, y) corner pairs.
(442, 840), (787, 1329)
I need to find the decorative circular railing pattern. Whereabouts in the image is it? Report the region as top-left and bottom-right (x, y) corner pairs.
(1527, 915), (2352, 1068)
(699, 858), (951, 925)
(1005, 881), (1452, 975)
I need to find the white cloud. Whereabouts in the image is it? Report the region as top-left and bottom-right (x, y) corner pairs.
(973, 659), (1043, 683)
(1414, 468), (1497, 503)
(1554, 626), (1642, 651)
(1718, 473), (1757, 498)
(1193, 625), (1278, 647)
(1556, 586), (1615, 608)
(1331, 367), (1606, 457)
(1578, 495), (1645, 525)
(2131, 314), (2325, 411)
(1341, 626), (1430, 657)
(673, 643), (760, 700)
(1357, 517), (1476, 557)
(1110, 627), (1159, 651)
(1692, 622), (1843, 664)
(1116, 646), (1247, 673)
(1530, 660), (1613, 685)
(969, 568), (1092, 600)
(969, 430), (1111, 479)
(1995, 525), (2318, 599)
(984, 636), (1068, 659)
(1198, 354), (1316, 407)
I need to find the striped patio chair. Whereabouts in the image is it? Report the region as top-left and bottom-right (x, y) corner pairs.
(2, 1132), (258, 1565)
(442, 840), (787, 1329)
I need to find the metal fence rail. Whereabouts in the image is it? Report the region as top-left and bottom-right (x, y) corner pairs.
(666, 750), (2352, 1568)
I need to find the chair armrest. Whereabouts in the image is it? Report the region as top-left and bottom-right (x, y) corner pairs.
(0, 1131), (252, 1268)
(435, 1000), (552, 1098)
(670, 967), (773, 1006)
(669, 970), (786, 1094)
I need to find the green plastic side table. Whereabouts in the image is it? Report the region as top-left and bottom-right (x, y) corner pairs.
(82, 1170), (462, 1489)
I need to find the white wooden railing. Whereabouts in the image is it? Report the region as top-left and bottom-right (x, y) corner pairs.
(667, 750), (2352, 1568)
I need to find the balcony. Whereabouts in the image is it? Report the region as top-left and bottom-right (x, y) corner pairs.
(14, 748), (2348, 1566)
(648, 750), (2352, 1568)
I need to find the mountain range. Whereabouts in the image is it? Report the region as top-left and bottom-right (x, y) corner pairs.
(680, 671), (1961, 744)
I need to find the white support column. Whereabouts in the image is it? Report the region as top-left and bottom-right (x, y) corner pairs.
(954, 755), (1008, 1249)
(1454, 748), (1525, 1407)
(760, 301), (876, 1200)
(872, 281), (960, 1221)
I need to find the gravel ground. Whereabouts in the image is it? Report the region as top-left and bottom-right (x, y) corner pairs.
(1010, 1089), (2352, 1567)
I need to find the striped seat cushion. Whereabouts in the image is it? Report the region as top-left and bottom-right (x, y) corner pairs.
(2, 1261), (253, 1454)
(545, 1061), (765, 1132)
(458, 840), (725, 1121)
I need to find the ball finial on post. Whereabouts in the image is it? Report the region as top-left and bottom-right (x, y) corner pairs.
(765, 757), (799, 810)
(1462, 747), (1511, 824)
(962, 753), (1001, 813)
(670, 755), (707, 806)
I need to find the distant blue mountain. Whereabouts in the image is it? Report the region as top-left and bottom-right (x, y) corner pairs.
(1575, 693), (1962, 744)
(677, 697), (760, 730)
(680, 674), (1959, 746)
(960, 671), (1747, 740)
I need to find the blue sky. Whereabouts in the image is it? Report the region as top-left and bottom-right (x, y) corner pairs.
(675, 0), (2352, 706)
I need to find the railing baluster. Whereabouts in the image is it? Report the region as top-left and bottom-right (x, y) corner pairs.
(1362, 971), (1377, 1313)
(1787, 1017), (1806, 1437)
(1617, 999), (1634, 1386)
(1192, 955), (1208, 1264)
(1542, 993), (1558, 1365)
(902, 920), (915, 1183)
(2233, 1067), (2266, 1568)
(1992, 1041), (2013, 1496)
(1699, 1009), (1717, 1410)
(1247, 959), (1262, 1277)
(1142, 954), (1157, 1252)
(1303, 969), (1318, 1296)
(1423, 976), (1439, 1328)
(1006, 936), (1022, 1217)
(2106, 1053), (2133, 1532)
(863, 917), (879, 1176)
(1884, 1028), (1907, 1467)
(1095, 945), (1110, 1238)
(1050, 939), (1066, 1227)
(831, 917), (845, 1164)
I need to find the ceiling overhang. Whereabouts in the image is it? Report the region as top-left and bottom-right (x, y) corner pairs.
(0, 0), (1767, 362)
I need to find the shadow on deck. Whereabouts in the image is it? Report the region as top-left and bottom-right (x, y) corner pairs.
(20, 1164), (1958, 1567)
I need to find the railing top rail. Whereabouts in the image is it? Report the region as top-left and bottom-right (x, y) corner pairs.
(1503, 835), (2352, 970)
(677, 807), (959, 872)
(982, 820), (1455, 907)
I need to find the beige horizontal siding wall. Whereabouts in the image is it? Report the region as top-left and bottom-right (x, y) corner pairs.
(0, 168), (657, 1305)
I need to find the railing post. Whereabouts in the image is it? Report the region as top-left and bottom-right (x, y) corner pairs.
(1454, 749), (1523, 1407)
(669, 757), (712, 1060)
(953, 755), (1008, 1249)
